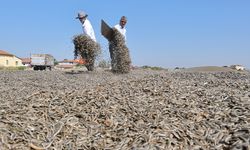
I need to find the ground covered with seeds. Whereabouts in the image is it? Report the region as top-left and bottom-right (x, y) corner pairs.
(0, 69), (250, 149)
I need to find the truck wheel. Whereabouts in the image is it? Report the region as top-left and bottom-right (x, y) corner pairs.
(40, 66), (46, 70)
(34, 66), (38, 70)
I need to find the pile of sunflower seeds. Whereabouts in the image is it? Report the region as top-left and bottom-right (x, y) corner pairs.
(109, 28), (131, 73)
(0, 69), (249, 149)
(73, 35), (101, 71)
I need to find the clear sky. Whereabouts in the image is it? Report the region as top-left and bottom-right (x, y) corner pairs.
(1, 1), (249, 69)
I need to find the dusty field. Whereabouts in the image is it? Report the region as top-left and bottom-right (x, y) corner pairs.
(0, 69), (250, 149)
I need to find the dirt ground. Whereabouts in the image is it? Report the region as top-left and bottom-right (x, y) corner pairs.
(0, 69), (249, 149)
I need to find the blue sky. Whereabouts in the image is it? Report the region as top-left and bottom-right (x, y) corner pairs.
(1, 1), (249, 68)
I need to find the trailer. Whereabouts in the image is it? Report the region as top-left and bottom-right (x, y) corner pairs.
(31, 54), (54, 70)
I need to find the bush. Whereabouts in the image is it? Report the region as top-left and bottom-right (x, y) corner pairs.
(141, 65), (165, 71)
(0, 66), (27, 71)
(17, 66), (27, 70)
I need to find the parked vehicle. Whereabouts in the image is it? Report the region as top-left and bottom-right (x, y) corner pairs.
(31, 54), (54, 70)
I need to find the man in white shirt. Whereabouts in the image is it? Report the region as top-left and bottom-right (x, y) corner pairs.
(114, 16), (127, 41)
(76, 11), (96, 42)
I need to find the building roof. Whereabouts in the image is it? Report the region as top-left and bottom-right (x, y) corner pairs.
(59, 59), (86, 64)
(59, 59), (75, 63)
(21, 58), (31, 64)
(0, 50), (14, 56)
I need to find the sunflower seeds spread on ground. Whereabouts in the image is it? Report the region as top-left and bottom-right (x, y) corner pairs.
(0, 69), (250, 149)
(109, 28), (131, 73)
(73, 35), (101, 71)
